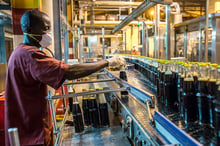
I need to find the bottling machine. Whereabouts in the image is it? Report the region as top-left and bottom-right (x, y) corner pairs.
(44, 54), (220, 146)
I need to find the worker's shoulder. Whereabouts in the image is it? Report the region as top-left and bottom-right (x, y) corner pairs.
(14, 43), (42, 56)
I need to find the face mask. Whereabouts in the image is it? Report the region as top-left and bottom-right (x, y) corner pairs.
(39, 32), (52, 48)
(24, 32), (52, 48)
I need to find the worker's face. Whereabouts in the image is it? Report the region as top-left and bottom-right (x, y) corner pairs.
(29, 13), (51, 42)
(31, 15), (50, 34)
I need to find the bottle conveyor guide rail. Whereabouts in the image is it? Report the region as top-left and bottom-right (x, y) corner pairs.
(45, 67), (201, 145)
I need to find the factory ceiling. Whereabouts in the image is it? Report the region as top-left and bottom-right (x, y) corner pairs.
(73, 0), (206, 20)
(0, 0), (206, 19)
(0, 0), (207, 35)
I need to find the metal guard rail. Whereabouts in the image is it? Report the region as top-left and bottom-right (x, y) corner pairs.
(103, 67), (201, 146)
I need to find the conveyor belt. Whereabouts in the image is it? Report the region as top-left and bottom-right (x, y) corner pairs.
(105, 71), (167, 145)
(118, 69), (217, 146)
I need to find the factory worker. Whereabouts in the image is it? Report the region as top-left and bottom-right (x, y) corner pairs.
(5, 9), (125, 146)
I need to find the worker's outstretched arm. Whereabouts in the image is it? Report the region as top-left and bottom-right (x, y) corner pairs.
(63, 60), (108, 80)
(63, 56), (126, 80)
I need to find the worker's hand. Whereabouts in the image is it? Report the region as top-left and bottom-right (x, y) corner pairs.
(107, 56), (126, 68)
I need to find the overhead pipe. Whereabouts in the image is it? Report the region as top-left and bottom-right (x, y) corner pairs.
(72, 20), (166, 26)
(160, 2), (180, 14)
(160, 2), (182, 24)
(111, 0), (161, 34)
(79, 1), (141, 7)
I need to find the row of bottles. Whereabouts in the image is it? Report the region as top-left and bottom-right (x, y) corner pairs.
(123, 55), (220, 141)
(71, 87), (110, 133)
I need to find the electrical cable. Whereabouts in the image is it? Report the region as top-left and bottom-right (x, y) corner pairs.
(44, 47), (55, 58)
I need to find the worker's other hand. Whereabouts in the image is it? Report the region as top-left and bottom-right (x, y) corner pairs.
(107, 56), (126, 68)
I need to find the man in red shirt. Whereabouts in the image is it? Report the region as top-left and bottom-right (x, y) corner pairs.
(5, 9), (125, 146)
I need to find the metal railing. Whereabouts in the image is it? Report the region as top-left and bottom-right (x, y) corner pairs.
(45, 74), (130, 145)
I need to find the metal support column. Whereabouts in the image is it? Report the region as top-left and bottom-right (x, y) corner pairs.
(142, 22), (146, 56)
(123, 31), (126, 54)
(198, 23), (202, 62)
(71, 0), (77, 59)
(78, 27), (83, 63)
(48, 91), (58, 133)
(102, 27), (105, 59)
(63, 0), (69, 63)
(211, 18), (216, 63)
(165, 4), (171, 60)
(0, 25), (6, 63)
(53, 0), (62, 60)
(183, 26), (187, 59)
(205, 0), (209, 62)
(146, 25), (149, 57)
(154, 4), (160, 59)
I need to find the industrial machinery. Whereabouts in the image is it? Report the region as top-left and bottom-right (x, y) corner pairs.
(44, 54), (220, 146)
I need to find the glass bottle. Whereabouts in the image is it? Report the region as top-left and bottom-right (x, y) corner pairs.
(171, 61), (179, 110)
(163, 61), (175, 107)
(82, 89), (90, 126)
(158, 61), (165, 104)
(196, 63), (209, 125)
(156, 60), (163, 100)
(212, 66), (220, 128)
(177, 62), (186, 116)
(72, 101), (84, 133)
(88, 88), (100, 128)
(182, 64), (197, 123)
(190, 62), (199, 95)
(214, 66), (220, 141)
(96, 88), (110, 127)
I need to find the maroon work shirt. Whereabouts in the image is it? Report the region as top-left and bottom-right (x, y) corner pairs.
(5, 43), (69, 145)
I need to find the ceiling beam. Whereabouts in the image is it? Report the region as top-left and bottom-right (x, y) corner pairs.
(112, 0), (162, 33)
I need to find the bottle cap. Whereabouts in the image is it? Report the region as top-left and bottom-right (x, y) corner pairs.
(211, 64), (218, 67)
(188, 64), (192, 67)
(89, 86), (94, 89)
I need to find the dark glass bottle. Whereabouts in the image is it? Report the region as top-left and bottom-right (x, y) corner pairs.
(171, 61), (179, 110)
(207, 64), (218, 126)
(213, 66), (220, 129)
(72, 102), (84, 133)
(182, 64), (197, 123)
(67, 81), (74, 113)
(158, 61), (165, 104)
(177, 62), (185, 116)
(97, 88), (110, 127)
(156, 61), (163, 100)
(191, 62), (199, 93)
(163, 62), (175, 107)
(82, 89), (90, 126)
(88, 89), (100, 128)
(196, 63), (209, 125)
